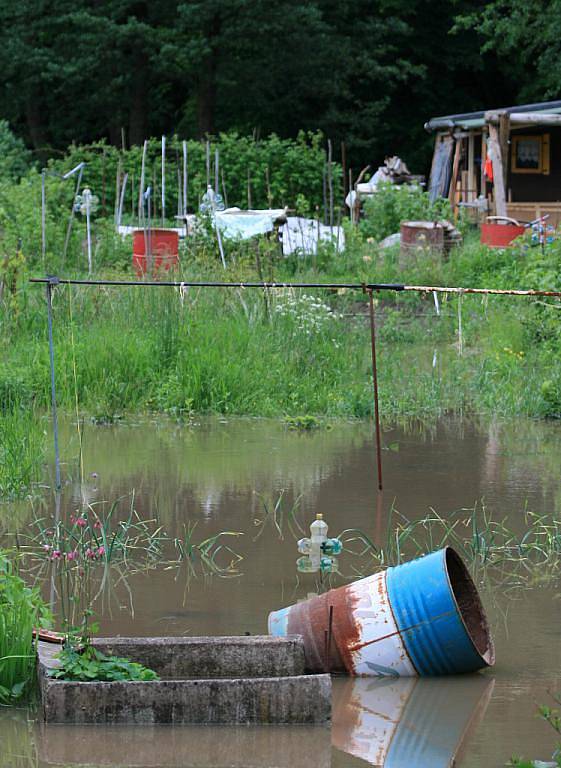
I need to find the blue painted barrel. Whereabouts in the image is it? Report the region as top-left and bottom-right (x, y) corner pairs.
(268, 547), (494, 676)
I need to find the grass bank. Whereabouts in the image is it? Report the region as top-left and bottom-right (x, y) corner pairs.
(1, 196), (561, 496)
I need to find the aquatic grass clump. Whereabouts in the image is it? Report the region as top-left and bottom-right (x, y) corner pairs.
(338, 502), (561, 589)
(18, 494), (244, 637)
(0, 550), (50, 703)
(174, 522), (244, 577)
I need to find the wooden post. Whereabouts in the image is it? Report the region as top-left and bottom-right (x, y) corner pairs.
(487, 122), (507, 218)
(341, 141), (347, 203)
(448, 138), (462, 211)
(485, 111), (509, 218)
(498, 112), (510, 190)
(480, 130), (487, 198)
(467, 131), (475, 201)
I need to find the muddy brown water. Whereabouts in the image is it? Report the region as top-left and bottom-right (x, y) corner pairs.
(1, 415), (561, 767)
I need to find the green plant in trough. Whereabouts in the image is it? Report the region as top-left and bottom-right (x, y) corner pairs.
(51, 644), (158, 683)
(0, 550), (51, 703)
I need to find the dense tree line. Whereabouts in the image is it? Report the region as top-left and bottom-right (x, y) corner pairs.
(0, 1), (553, 172)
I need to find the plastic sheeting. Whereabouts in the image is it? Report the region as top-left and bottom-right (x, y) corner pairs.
(215, 208), (286, 239)
(280, 216), (345, 255)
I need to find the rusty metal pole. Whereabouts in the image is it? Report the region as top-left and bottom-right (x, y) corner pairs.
(367, 288), (383, 491)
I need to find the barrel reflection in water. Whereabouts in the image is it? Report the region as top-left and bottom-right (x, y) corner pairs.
(332, 675), (494, 767)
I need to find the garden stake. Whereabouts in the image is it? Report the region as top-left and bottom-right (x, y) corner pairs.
(182, 140), (188, 217)
(46, 278), (61, 490)
(366, 287), (383, 491)
(41, 169), (46, 264)
(325, 604), (334, 673)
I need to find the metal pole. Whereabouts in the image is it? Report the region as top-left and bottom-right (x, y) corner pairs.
(46, 279), (61, 490)
(182, 140), (188, 217)
(63, 165), (83, 264)
(41, 169), (46, 265)
(161, 135), (166, 227)
(367, 288), (383, 491)
(215, 147), (219, 195)
(85, 192), (92, 274)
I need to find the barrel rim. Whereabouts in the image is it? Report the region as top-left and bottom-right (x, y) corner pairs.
(443, 546), (495, 667)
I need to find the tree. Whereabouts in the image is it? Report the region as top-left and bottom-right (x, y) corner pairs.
(456, 0), (561, 101)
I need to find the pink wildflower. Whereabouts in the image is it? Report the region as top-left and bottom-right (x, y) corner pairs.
(42, 544), (51, 552)
(76, 517), (87, 528)
(66, 550), (78, 561)
(85, 548), (95, 559)
(97, 546), (105, 558)
(94, 520), (102, 530)
(51, 550), (62, 561)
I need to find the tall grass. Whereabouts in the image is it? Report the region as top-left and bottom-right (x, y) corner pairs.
(1, 224), (560, 497)
(0, 551), (49, 703)
(0, 409), (44, 499)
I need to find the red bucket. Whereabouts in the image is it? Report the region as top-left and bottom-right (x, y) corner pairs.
(133, 229), (179, 277)
(480, 223), (525, 248)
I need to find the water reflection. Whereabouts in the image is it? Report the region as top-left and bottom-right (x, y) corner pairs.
(332, 675), (494, 767)
(35, 721), (331, 768)
(0, 676), (493, 768)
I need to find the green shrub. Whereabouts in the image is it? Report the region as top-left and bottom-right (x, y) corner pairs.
(360, 183), (452, 242)
(0, 551), (50, 703)
(0, 122), (31, 181)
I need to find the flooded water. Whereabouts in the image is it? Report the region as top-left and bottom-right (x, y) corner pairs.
(2, 415), (561, 767)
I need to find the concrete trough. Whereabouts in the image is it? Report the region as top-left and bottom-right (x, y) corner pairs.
(38, 636), (331, 725)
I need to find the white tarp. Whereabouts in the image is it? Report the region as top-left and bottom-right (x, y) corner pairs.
(215, 207), (286, 239)
(280, 216), (345, 255)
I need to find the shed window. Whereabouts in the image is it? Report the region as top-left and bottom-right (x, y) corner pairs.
(511, 134), (550, 174)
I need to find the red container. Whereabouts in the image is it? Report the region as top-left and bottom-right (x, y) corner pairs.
(133, 229), (179, 277)
(480, 223), (525, 248)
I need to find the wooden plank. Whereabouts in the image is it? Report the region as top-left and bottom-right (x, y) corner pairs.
(481, 131), (487, 196)
(467, 132), (475, 200)
(448, 138), (462, 206)
(510, 112), (561, 125)
(461, 170), (469, 203)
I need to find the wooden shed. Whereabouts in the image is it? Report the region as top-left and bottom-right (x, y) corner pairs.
(425, 100), (561, 226)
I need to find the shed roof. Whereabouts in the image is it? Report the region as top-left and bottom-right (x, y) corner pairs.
(425, 100), (561, 132)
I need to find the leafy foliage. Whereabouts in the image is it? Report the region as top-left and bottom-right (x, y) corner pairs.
(50, 645), (159, 682)
(0, 0), (517, 170)
(457, 0), (561, 100)
(360, 183), (453, 242)
(0, 121), (30, 181)
(0, 551), (51, 703)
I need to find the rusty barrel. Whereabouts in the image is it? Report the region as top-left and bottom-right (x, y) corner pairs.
(400, 220), (444, 260)
(268, 547), (494, 676)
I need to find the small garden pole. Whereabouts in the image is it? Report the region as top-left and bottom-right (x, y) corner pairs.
(46, 278), (61, 490)
(182, 140), (188, 217)
(161, 135), (166, 226)
(41, 169), (46, 264)
(366, 287), (383, 491)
